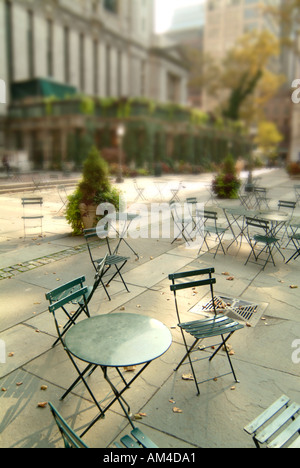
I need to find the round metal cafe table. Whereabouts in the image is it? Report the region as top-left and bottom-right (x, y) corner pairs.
(64, 313), (172, 434)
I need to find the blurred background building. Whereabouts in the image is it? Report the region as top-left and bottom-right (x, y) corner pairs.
(0, 0), (189, 169)
(0, 0), (299, 171)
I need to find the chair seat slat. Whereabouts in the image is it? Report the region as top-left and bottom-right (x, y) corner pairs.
(288, 436), (300, 448)
(256, 403), (300, 444)
(244, 395), (290, 435)
(120, 435), (141, 448)
(131, 428), (158, 448)
(267, 415), (300, 448)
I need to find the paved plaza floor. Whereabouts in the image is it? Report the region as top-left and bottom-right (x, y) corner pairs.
(0, 168), (299, 448)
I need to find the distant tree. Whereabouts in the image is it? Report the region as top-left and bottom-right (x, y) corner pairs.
(255, 121), (283, 159)
(183, 30), (284, 123)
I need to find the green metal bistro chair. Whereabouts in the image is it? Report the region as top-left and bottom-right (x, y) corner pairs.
(49, 402), (158, 448)
(244, 395), (300, 448)
(186, 197), (198, 230)
(245, 217), (284, 269)
(169, 268), (244, 396)
(169, 201), (194, 245)
(84, 228), (129, 301)
(21, 197), (43, 238)
(277, 200), (296, 242)
(47, 286), (105, 414)
(254, 187), (270, 209)
(45, 256), (107, 347)
(286, 232), (300, 263)
(197, 210), (227, 258)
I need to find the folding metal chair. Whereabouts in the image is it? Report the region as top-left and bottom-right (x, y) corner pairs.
(277, 200), (297, 242)
(286, 232), (300, 263)
(169, 201), (194, 245)
(49, 403), (158, 448)
(238, 181), (255, 210)
(244, 395), (300, 448)
(133, 179), (146, 202)
(46, 256), (107, 347)
(84, 228), (129, 301)
(245, 217), (284, 269)
(57, 185), (69, 214)
(47, 284), (105, 413)
(169, 268), (244, 395)
(197, 210), (227, 258)
(169, 181), (183, 203)
(21, 197), (43, 238)
(186, 197), (198, 230)
(254, 187), (270, 209)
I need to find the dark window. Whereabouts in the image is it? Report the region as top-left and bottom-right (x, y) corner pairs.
(47, 19), (53, 77)
(103, 0), (118, 14)
(27, 10), (34, 78)
(64, 26), (70, 83)
(79, 33), (85, 91)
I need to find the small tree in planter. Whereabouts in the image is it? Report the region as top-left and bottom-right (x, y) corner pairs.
(66, 146), (120, 235)
(212, 154), (241, 199)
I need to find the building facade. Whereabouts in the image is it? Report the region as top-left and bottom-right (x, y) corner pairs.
(0, 0), (189, 168)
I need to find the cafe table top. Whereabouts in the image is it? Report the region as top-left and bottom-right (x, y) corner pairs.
(64, 313), (172, 368)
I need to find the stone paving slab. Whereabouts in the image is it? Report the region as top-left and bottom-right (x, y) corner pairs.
(0, 169), (300, 449)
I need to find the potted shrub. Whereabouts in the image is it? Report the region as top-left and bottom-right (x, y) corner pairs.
(66, 146), (120, 235)
(212, 154), (241, 199)
(287, 162), (300, 179)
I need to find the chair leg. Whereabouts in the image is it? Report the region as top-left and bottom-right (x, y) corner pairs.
(209, 333), (239, 383)
(174, 334), (201, 395)
(105, 261), (130, 293)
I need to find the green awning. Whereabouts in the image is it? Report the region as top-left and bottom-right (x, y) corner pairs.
(11, 78), (77, 101)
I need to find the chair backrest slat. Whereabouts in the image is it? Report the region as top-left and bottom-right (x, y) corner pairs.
(48, 286), (88, 313)
(246, 217), (269, 230)
(169, 268), (217, 317)
(45, 277), (85, 303)
(278, 200), (296, 209)
(169, 267), (214, 281)
(170, 277), (216, 292)
(204, 210), (217, 220)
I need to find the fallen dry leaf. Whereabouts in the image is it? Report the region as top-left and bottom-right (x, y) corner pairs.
(8, 352), (14, 357)
(226, 276), (235, 281)
(246, 322), (252, 328)
(169, 399), (175, 404)
(222, 272), (230, 276)
(16, 382), (23, 386)
(290, 285), (298, 289)
(133, 413), (143, 420)
(213, 377), (218, 382)
(230, 386), (236, 391)
(40, 385), (48, 391)
(37, 402), (48, 408)
(123, 366), (136, 372)
(173, 407), (183, 413)
(139, 412), (147, 417)
(182, 374), (194, 381)
(1, 388), (7, 392)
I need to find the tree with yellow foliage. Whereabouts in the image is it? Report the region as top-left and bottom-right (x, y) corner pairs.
(221, 30), (285, 122)
(255, 121), (283, 160)
(183, 28), (285, 124)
